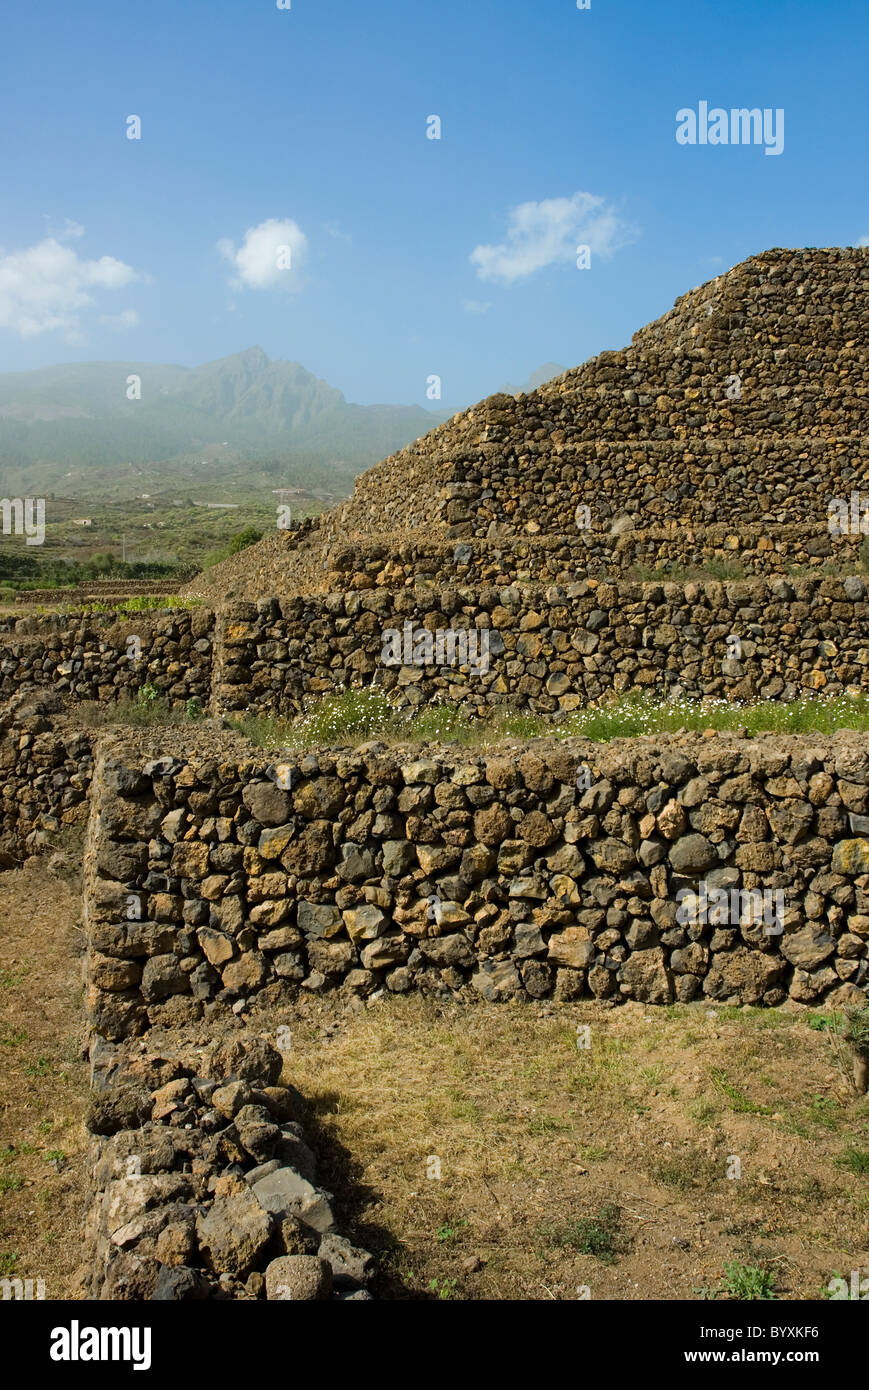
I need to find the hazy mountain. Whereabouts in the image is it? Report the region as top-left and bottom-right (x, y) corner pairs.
(0, 347), (446, 496)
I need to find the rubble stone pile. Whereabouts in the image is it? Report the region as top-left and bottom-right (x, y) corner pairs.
(83, 1032), (375, 1301)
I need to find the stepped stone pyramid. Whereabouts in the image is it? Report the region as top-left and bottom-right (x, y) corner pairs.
(190, 247), (868, 604)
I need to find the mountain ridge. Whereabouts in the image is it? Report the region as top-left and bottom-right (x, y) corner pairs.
(0, 348), (447, 495)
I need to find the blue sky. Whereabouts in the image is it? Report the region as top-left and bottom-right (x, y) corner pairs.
(0, 0), (866, 408)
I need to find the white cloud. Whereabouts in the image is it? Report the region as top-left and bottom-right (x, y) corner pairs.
(323, 220), (352, 243)
(40, 215), (85, 241)
(463, 299), (492, 314)
(0, 234), (140, 339)
(218, 218), (308, 290)
(857, 235), (869, 247)
(471, 193), (636, 285)
(98, 308), (140, 330)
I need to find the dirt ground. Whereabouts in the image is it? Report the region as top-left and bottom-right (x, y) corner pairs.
(258, 991), (869, 1301)
(0, 861), (90, 1298)
(1, 858), (868, 1301)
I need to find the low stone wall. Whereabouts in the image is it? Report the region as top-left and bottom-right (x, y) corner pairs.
(4, 574), (868, 722)
(0, 696), (93, 859)
(215, 575), (869, 717)
(0, 607), (213, 708)
(83, 1032), (374, 1301)
(82, 731), (869, 1041)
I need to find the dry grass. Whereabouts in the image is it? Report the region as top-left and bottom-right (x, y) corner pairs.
(267, 993), (869, 1300)
(0, 862), (89, 1297)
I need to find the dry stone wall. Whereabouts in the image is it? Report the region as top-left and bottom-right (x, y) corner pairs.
(3, 571), (868, 729)
(0, 694), (93, 859)
(0, 607), (213, 707)
(82, 731), (869, 1042)
(318, 525), (867, 588)
(203, 524), (867, 606)
(214, 576), (869, 717)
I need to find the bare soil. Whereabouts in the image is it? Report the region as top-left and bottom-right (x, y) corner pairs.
(0, 861), (89, 1298)
(255, 991), (869, 1301)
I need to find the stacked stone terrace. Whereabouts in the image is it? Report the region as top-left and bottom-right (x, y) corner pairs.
(189, 247), (869, 602)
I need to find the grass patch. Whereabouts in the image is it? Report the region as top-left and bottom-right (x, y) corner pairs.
(85, 594), (199, 614)
(710, 1069), (772, 1116)
(436, 1219), (468, 1243)
(527, 1115), (572, 1136)
(806, 1096), (841, 1131)
(836, 1145), (869, 1175)
(806, 1012), (834, 1033)
(231, 689), (556, 750)
(231, 688), (869, 752)
(649, 1146), (720, 1191)
(428, 1277), (460, 1300)
(539, 1205), (630, 1265)
(1, 1144), (36, 1161)
(627, 560), (746, 582)
(565, 693), (869, 741)
(579, 1144), (611, 1162)
(78, 684), (204, 728)
(38, 594), (201, 617)
(716, 1261), (777, 1300)
(23, 1057), (52, 1078)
